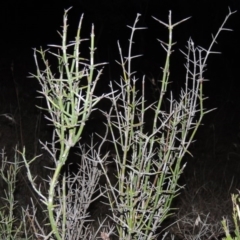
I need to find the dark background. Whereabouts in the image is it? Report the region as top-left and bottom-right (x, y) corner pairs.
(0, 0), (239, 106)
(0, 0), (238, 159)
(0, 0), (240, 238)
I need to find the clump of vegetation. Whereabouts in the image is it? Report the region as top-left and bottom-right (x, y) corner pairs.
(0, 7), (236, 240)
(222, 192), (240, 240)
